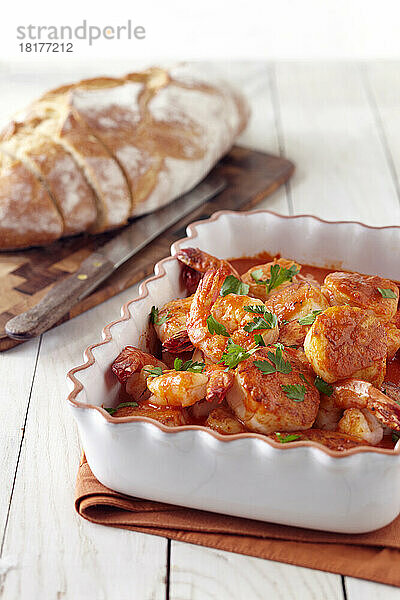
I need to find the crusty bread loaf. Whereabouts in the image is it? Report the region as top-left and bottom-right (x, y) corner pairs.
(0, 65), (249, 250)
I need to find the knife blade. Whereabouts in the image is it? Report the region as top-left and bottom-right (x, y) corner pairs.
(5, 174), (226, 340)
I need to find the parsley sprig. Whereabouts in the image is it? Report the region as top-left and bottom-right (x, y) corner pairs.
(243, 305), (278, 332)
(254, 334), (266, 346)
(281, 384), (306, 402)
(174, 358), (205, 373)
(144, 366), (163, 378)
(275, 432), (302, 443)
(314, 376), (333, 396)
(104, 400), (139, 415)
(220, 275), (249, 297)
(299, 373), (311, 387)
(378, 287), (397, 299)
(254, 345), (292, 375)
(150, 306), (170, 326)
(251, 264), (300, 294)
(298, 310), (323, 326)
(206, 315), (230, 337)
(218, 339), (259, 370)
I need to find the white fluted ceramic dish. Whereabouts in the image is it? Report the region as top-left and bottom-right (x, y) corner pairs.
(67, 210), (400, 534)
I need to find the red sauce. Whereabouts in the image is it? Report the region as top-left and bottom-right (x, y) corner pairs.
(231, 253), (333, 284)
(386, 354), (400, 385)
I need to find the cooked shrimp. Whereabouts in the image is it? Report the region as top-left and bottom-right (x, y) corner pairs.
(111, 347), (167, 399)
(261, 280), (329, 346)
(313, 395), (343, 430)
(269, 429), (370, 451)
(304, 305), (387, 385)
(331, 378), (400, 431)
(112, 402), (188, 426)
(146, 362), (234, 407)
(153, 296), (193, 353)
(241, 258), (301, 301)
(147, 370), (209, 407)
(322, 271), (399, 323)
(176, 247), (240, 277)
(112, 347), (165, 383)
(337, 408), (383, 445)
(226, 346), (320, 434)
(205, 406), (247, 434)
(203, 364), (235, 403)
(265, 281), (330, 325)
(187, 267), (279, 362)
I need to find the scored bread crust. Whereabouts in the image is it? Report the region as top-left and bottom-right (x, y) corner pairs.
(14, 92), (132, 233)
(0, 65), (249, 250)
(0, 121), (97, 235)
(0, 151), (63, 249)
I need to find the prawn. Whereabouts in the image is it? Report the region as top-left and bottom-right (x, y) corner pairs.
(187, 267), (279, 362)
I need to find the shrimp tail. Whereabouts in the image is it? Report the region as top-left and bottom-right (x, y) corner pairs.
(368, 396), (400, 431)
(112, 347), (165, 383)
(176, 247), (211, 272)
(162, 330), (194, 354)
(206, 368), (235, 403)
(181, 265), (202, 295)
(332, 378), (400, 432)
(176, 247), (239, 277)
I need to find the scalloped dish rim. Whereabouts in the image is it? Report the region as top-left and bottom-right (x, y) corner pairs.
(67, 209), (400, 459)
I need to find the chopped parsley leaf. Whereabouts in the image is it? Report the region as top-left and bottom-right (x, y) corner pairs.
(378, 287), (397, 299)
(254, 345), (292, 375)
(299, 373), (311, 387)
(281, 384), (306, 402)
(243, 306), (278, 332)
(220, 275), (250, 297)
(251, 263), (300, 294)
(314, 376), (333, 396)
(144, 366), (163, 377)
(103, 400), (139, 416)
(117, 401), (139, 409)
(174, 358), (205, 373)
(150, 306), (170, 326)
(298, 310), (323, 326)
(254, 334), (266, 346)
(206, 315), (230, 337)
(275, 432), (302, 443)
(219, 339), (259, 369)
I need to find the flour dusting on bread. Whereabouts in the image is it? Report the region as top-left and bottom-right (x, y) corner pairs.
(0, 65), (249, 249)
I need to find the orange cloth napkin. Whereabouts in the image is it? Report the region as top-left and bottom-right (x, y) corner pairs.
(76, 457), (400, 587)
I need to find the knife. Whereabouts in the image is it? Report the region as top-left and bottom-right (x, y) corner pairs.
(5, 174), (226, 340)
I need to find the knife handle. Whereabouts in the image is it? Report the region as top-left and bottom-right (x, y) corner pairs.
(5, 252), (115, 340)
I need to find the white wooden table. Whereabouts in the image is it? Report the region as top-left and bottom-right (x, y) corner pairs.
(1, 61), (400, 599)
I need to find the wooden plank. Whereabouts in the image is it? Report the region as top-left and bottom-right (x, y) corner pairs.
(274, 62), (400, 225)
(169, 543), (344, 600)
(0, 286), (168, 599)
(343, 61), (400, 600)
(363, 62), (400, 210)
(0, 338), (39, 538)
(345, 578), (400, 600)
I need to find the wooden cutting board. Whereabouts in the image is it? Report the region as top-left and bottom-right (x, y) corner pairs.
(0, 146), (294, 351)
